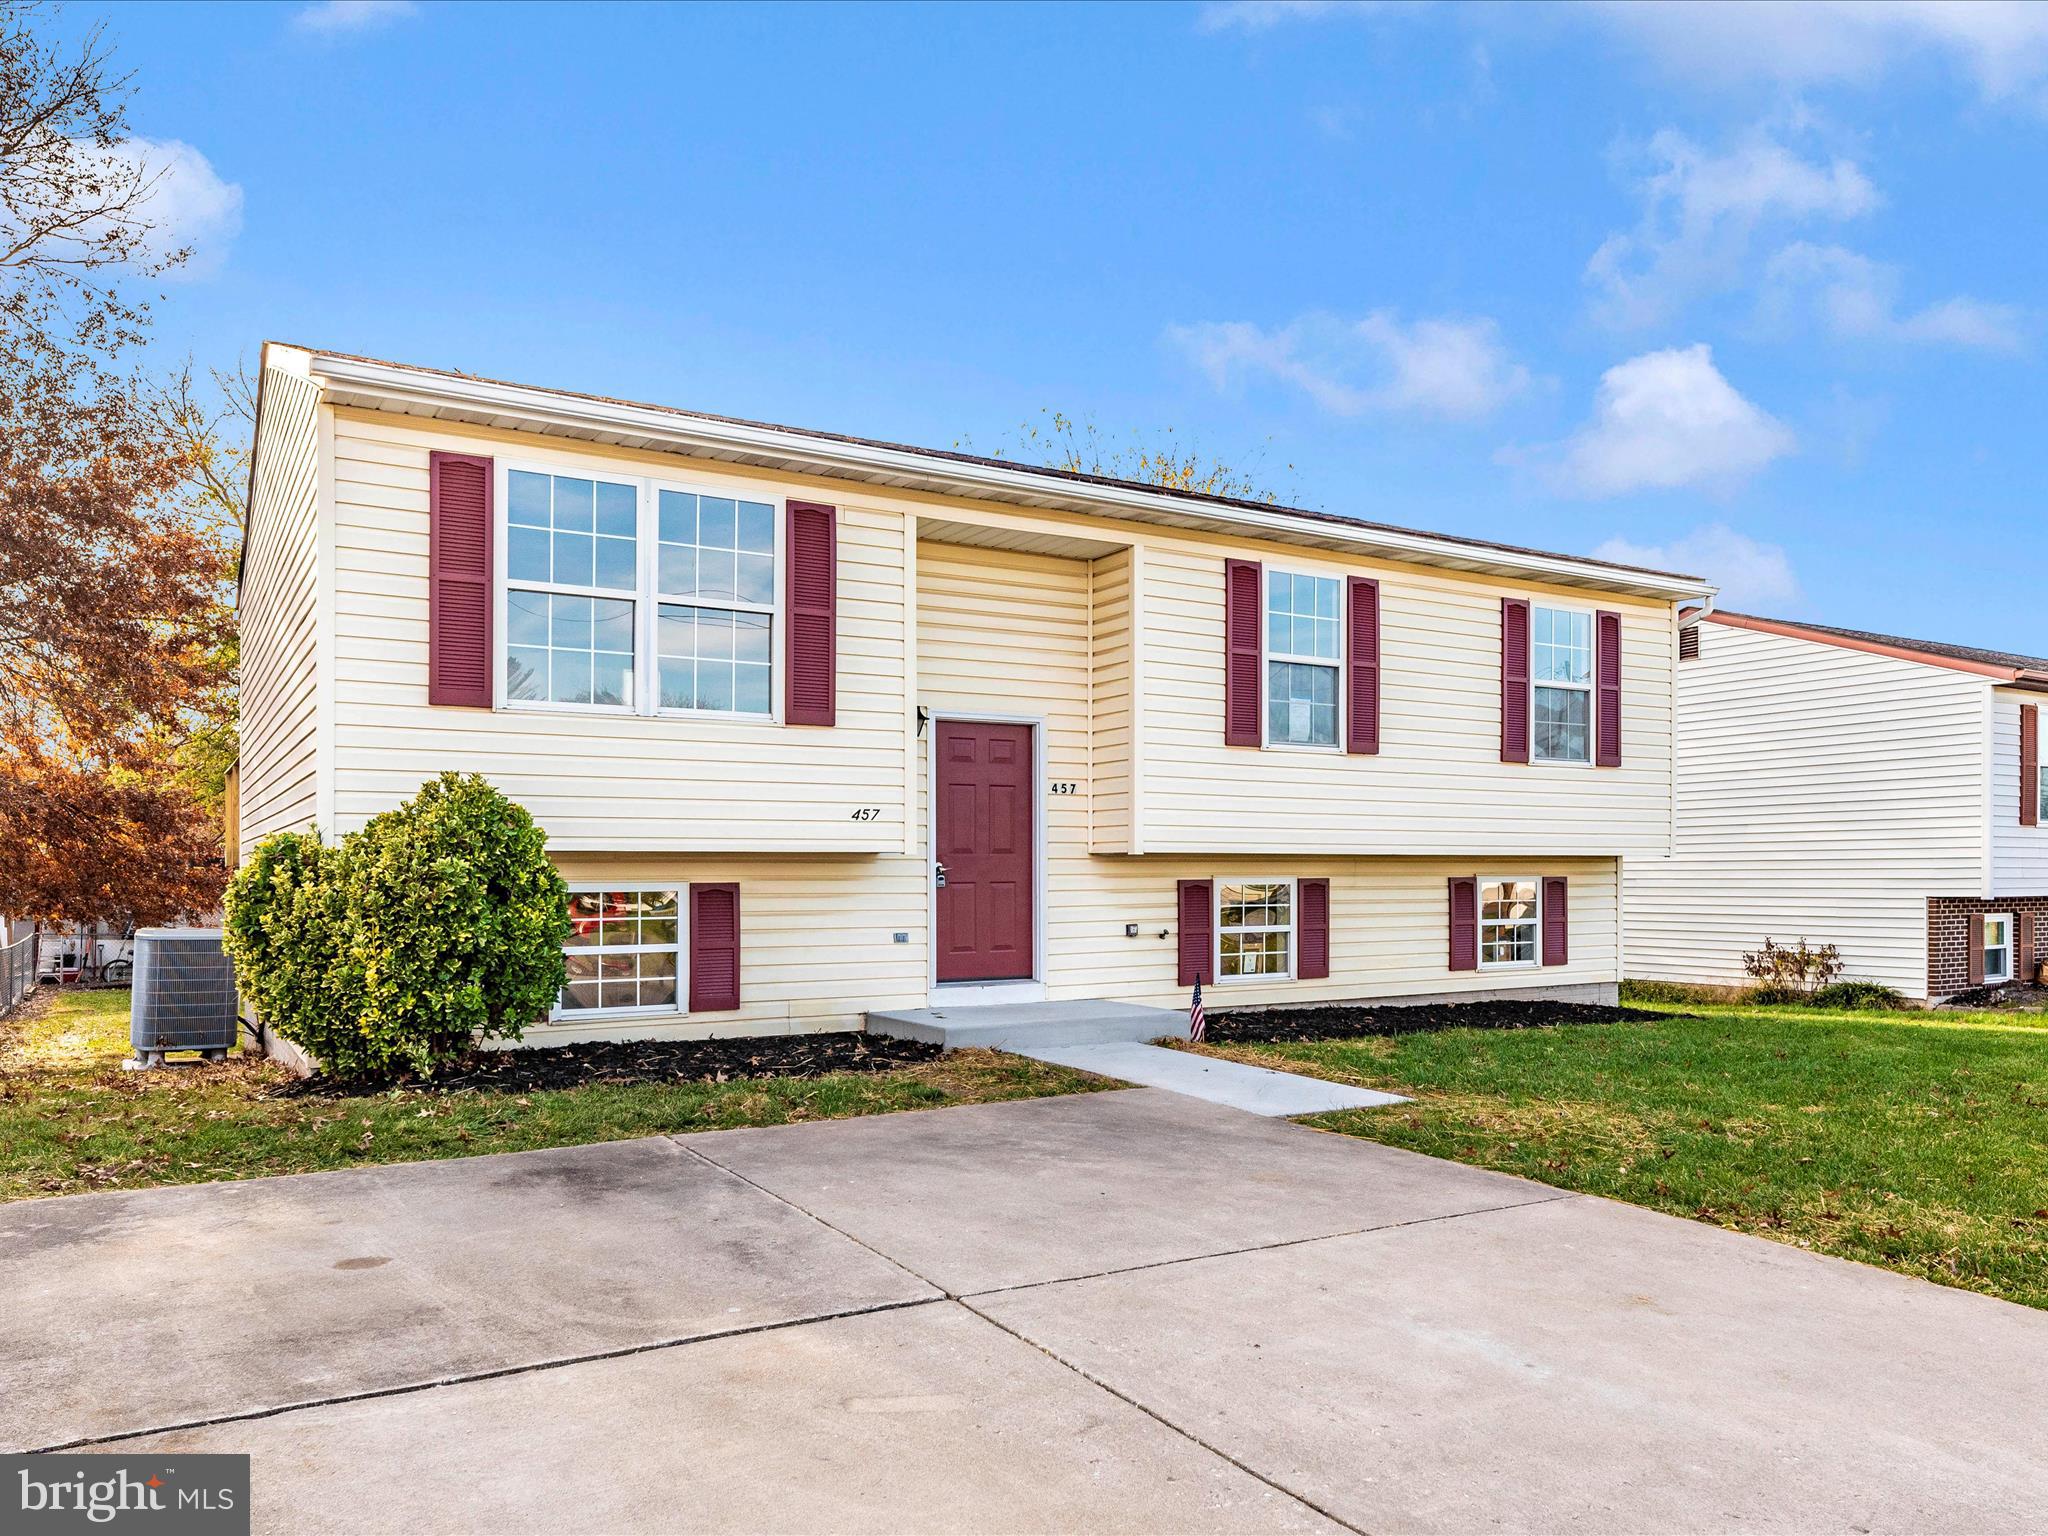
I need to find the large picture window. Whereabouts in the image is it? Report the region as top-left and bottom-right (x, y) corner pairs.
(1219, 879), (1294, 980)
(501, 467), (777, 719)
(1531, 605), (1592, 764)
(560, 888), (683, 1015)
(1479, 878), (1539, 967)
(1265, 570), (1339, 748)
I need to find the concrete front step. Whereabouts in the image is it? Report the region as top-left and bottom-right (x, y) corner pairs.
(865, 999), (1190, 1052)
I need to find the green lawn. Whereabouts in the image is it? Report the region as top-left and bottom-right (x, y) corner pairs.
(0, 987), (1107, 1204)
(1193, 1001), (2048, 1310)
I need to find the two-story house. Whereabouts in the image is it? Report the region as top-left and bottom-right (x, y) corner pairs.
(1626, 610), (2048, 1001)
(236, 343), (1709, 1044)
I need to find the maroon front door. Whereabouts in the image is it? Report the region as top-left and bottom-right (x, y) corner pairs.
(935, 721), (1035, 983)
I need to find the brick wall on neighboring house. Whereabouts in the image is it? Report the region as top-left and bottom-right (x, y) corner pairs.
(1926, 896), (2048, 997)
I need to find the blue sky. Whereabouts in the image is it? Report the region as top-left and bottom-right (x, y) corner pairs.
(82, 0), (2048, 648)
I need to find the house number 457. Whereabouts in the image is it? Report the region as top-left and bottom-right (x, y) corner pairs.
(1049, 782), (1079, 795)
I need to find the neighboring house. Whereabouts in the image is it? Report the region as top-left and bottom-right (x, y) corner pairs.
(1627, 611), (2048, 1002)
(237, 342), (1708, 1044)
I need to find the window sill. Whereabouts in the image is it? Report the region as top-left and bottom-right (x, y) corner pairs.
(547, 1007), (690, 1026)
(498, 700), (782, 727)
(1260, 741), (1343, 756)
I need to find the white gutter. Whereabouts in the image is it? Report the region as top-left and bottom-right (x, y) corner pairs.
(307, 352), (1715, 602)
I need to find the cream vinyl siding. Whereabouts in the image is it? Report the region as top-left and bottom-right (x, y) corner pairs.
(541, 853), (926, 1040)
(1137, 543), (1677, 857)
(236, 355), (322, 853)
(1989, 688), (2048, 895)
(916, 541), (1623, 1006)
(1625, 623), (1989, 997)
(325, 411), (909, 850)
(1088, 546), (1137, 854)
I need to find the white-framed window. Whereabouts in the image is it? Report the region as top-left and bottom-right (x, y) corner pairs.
(1218, 879), (1294, 981)
(654, 486), (777, 717)
(505, 469), (640, 710)
(1531, 604), (1593, 764)
(1983, 912), (2013, 985)
(1264, 569), (1341, 749)
(499, 462), (779, 720)
(558, 887), (686, 1018)
(1479, 877), (1539, 967)
(2037, 766), (2047, 826)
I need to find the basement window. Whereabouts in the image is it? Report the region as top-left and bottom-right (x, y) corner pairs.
(1218, 880), (1294, 981)
(1983, 913), (2013, 985)
(1479, 878), (1539, 967)
(559, 888), (683, 1015)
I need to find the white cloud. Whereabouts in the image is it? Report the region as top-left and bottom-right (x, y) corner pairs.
(1196, 1), (1375, 35)
(294, 1), (417, 35)
(1593, 523), (1800, 609)
(1198, 1), (2048, 108)
(1579, 1), (2048, 109)
(1762, 242), (2025, 351)
(1167, 310), (1530, 420)
(1588, 125), (1878, 328)
(1516, 344), (1795, 497)
(86, 138), (243, 278)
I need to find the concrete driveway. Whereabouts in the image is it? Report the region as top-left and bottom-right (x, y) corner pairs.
(3, 1088), (2044, 1534)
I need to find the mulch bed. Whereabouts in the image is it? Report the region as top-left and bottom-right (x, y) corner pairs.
(1205, 997), (1663, 1044)
(273, 1031), (944, 1098)
(1938, 982), (2048, 1012)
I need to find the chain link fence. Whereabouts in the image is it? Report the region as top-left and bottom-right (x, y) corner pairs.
(1, 933), (35, 1014)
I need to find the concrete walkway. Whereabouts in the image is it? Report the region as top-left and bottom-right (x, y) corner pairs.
(4, 1089), (2045, 1533)
(1013, 1039), (1408, 1115)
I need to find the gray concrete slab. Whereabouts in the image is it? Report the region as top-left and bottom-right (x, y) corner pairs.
(0, 1137), (933, 1452)
(1014, 1040), (1409, 1115)
(865, 999), (1189, 1049)
(972, 1193), (2048, 1534)
(684, 1088), (1559, 1296)
(112, 1303), (1342, 1536)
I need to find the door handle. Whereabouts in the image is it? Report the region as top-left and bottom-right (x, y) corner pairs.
(934, 861), (948, 888)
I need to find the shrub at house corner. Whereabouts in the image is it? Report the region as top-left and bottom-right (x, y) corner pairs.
(225, 774), (569, 1080)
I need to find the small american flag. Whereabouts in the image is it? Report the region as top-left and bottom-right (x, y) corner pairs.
(1189, 976), (1206, 1043)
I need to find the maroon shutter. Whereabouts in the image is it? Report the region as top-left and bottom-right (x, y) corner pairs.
(2022, 704), (2038, 827)
(1967, 916), (1985, 987)
(428, 451), (493, 707)
(1678, 624), (1700, 662)
(785, 501), (836, 726)
(1541, 876), (1568, 967)
(1500, 598), (1530, 763)
(1224, 559), (1262, 747)
(1177, 879), (1213, 987)
(1346, 576), (1380, 755)
(689, 883), (741, 1012)
(1298, 878), (1330, 979)
(2019, 912), (2037, 979)
(1448, 877), (1478, 972)
(1595, 610), (1622, 767)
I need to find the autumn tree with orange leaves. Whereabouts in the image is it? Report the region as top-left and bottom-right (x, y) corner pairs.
(0, 5), (236, 929)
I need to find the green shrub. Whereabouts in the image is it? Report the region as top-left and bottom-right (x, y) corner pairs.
(1807, 980), (1908, 1011)
(225, 773), (568, 1081)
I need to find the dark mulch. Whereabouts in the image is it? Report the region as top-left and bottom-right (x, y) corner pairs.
(1205, 997), (1666, 1044)
(1938, 982), (2048, 1012)
(273, 1031), (944, 1098)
